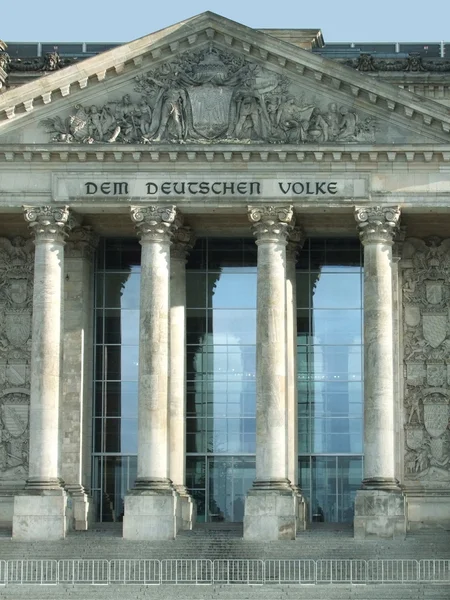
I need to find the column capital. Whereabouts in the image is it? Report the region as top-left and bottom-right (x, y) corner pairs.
(130, 205), (177, 242)
(23, 206), (78, 243)
(248, 205), (294, 243)
(66, 226), (99, 259)
(354, 206), (401, 245)
(286, 226), (305, 262)
(171, 226), (196, 260)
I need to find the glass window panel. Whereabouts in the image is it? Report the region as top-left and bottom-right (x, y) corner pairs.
(186, 273), (207, 309)
(103, 240), (141, 270)
(186, 309), (207, 345)
(312, 272), (362, 309)
(100, 346), (139, 381)
(209, 273), (257, 309)
(296, 273), (312, 308)
(102, 273), (141, 309)
(101, 309), (140, 345)
(209, 309), (256, 345)
(96, 273), (104, 307)
(312, 310), (362, 345)
(311, 457), (337, 522)
(337, 456), (363, 522)
(186, 457), (206, 488)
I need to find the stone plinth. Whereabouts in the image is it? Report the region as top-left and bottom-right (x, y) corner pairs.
(244, 488), (297, 541)
(354, 489), (406, 539)
(123, 490), (178, 540)
(13, 489), (68, 541)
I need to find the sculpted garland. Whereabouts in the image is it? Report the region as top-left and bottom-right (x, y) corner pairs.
(402, 237), (450, 482)
(41, 48), (377, 145)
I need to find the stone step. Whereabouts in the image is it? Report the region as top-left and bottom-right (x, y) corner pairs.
(0, 583), (449, 600)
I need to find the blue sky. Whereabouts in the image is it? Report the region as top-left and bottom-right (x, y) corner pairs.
(3, 0), (450, 43)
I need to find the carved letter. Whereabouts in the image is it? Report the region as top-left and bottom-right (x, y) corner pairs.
(199, 182), (209, 195)
(292, 182), (305, 195)
(278, 183), (291, 195)
(113, 182), (128, 195)
(328, 182), (338, 195)
(249, 182), (261, 195)
(161, 183), (171, 195)
(85, 182), (97, 195)
(146, 182), (158, 195)
(173, 182), (185, 195)
(237, 182), (248, 195)
(187, 182), (198, 195)
(100, 182), (111, 195)
(315, 182), (326, 194)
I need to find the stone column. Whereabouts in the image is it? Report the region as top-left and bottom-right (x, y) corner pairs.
(353, 206), (406, 539)
(286, 227), (307, 532)
(13, 206), (75, 540)
(169, 225), (196, 531)
(61, 227), (98, 531)
(244, 205), (297, 541)
(123, 205), (179, 540)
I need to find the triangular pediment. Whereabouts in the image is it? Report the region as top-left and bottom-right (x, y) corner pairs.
(1, 12), (450, 146)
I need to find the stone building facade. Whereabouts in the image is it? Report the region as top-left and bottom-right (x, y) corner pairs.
(0, 13), (449, 541)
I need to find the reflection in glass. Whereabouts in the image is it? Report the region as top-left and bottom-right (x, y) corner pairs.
(297, 239), (364, 522)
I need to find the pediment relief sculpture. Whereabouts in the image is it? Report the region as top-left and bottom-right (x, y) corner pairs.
(41, 47), (378, 145)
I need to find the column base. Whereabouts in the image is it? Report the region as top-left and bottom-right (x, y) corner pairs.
(65, 484), (92, 531)
(12, 487), (68, 541)
(353, 488), (407, 539)
(123, 487), (178, 540)
(173, 485), (197, 531)
(244, 486), (297, 540)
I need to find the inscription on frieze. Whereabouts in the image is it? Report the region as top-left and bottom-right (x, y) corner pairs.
(41, 47), (377, 145)
(53, 174), (367, 201)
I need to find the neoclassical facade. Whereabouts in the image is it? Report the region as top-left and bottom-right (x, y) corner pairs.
(0, 13), (449, 541)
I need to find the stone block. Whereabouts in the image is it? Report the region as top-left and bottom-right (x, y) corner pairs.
(123, 490), (178, 540)
(354, 489), (406, 539)
(243, 489), (296, 540)
(12, 491), (67, 540)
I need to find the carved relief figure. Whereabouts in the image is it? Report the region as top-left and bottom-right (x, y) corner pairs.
(41, 47), (378, 145)
(402, 237), (450, 482)
(0, 237), (33, 482)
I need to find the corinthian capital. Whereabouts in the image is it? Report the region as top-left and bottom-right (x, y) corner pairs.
(286, 226), (305, 261)
(130, 205), (178, 242)
(66, 226), (100, 259)
(354, 206), (401, 245)
(171, 226), (196, 260)
(23, 205), (77, 242)
(248, 205), (294, 243)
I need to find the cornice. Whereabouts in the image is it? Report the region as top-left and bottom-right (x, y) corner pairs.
(0, 144), (450, 165)
(0, 14), (449, 141)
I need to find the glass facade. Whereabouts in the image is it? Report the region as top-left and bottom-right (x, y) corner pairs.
(92, 237), (363, 523)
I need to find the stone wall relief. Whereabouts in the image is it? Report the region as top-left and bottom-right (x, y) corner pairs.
(41, 47), (377, 145)
(0, 237), (33, 482)
(402, 237), (450, 482)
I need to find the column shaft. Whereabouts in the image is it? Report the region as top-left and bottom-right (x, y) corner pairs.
(353, 206), (406, 539)
(138, 237), (171, 484)
(363, 242), (396, 483)
(169, 228), (196, 530)
(124, 205), (179, 540)
(13, 206), (75, 541)
(244, 205), (297, 541)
